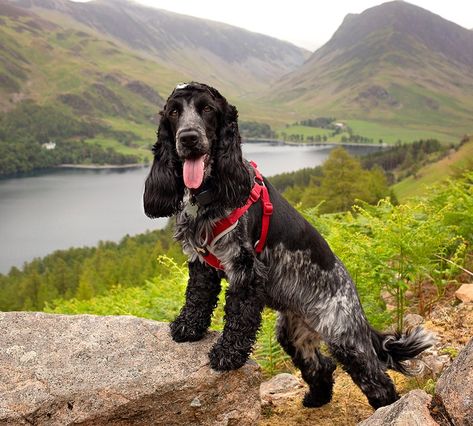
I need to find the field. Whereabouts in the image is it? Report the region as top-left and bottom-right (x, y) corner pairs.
(275, 120), (461, 145)
(345, 119), (460, 145)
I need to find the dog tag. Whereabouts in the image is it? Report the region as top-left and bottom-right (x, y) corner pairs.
(185, 201), (198, 217)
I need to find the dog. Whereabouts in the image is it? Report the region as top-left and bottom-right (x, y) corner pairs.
(143, 82), (433, 409)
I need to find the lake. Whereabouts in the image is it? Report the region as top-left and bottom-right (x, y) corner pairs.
(0, 143), (383, 273)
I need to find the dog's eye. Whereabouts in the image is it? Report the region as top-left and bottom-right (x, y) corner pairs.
(169, 109), (179, 117)
(202, 105), (213, 113)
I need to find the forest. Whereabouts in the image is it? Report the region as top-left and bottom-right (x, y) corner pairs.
(239, 121), (276, 139)
(297, 117), (337, 128)
(0, 101), (140, 176)
(0, 224), (183, 311)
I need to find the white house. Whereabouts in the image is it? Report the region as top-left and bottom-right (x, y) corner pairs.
(42, 141), (56, 150)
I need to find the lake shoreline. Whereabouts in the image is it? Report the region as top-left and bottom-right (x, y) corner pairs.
(56, 163), (147, 170)
(244, 138), (388, 148)
(0, 143), (385, 273)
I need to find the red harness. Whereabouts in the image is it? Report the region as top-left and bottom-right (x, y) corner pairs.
(196, 161), (273, 270)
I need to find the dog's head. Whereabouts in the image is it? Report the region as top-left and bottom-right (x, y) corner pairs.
(144, 82), (251, 218)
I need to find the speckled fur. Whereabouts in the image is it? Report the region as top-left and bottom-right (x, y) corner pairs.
(144, 82), (434, 409)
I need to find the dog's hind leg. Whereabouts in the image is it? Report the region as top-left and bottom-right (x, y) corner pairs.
(326, 330), (399, 409)
(299, 260), (401, 409)
(276, 312), (336, 408)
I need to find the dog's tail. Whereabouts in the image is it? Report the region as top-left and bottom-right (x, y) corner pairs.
(370, 326), (435, 375)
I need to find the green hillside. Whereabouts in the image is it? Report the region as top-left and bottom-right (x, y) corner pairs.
(0, 4), (183, 167)
(393, 137), (473, 200)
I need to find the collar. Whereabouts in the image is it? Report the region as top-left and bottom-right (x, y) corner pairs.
(190, 178), (215, 207)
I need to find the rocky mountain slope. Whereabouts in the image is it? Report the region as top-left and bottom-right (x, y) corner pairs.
(271, 1), (473, 135)
(4, 0), (309, 101)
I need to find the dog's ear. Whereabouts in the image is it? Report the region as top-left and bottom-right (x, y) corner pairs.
(213, 102), (251, 209)
(143, 115), (184, 218)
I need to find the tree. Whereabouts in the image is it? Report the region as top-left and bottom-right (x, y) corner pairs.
(318, 148), (371, 212)
(75, 278), (95, 300)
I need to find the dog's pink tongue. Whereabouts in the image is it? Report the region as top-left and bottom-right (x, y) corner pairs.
(183, 156), (205, 189)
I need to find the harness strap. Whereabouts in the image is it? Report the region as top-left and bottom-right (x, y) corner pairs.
(199, 161), (272, 270)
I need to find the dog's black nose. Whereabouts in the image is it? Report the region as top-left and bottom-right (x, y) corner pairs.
(178, 130), (200, 147)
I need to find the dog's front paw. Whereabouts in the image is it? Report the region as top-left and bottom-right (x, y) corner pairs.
(208, 341), (248, 371)
(170, 317), (206, 343)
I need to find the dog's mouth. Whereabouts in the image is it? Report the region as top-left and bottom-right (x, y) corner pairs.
(182, 154), (208, 189)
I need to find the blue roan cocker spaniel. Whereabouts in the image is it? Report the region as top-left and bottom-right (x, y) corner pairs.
(143, 82), (433, 409)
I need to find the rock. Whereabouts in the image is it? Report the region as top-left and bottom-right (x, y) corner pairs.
(418, 353), (451, 379)
(0, 312), (262, 425)
(455, 284), (473, 303)
(404, 313), (425, 329)
(435, 337), (473, 426)
(260, 373), (303, 406)
(358, 389), (438, 426)
(260, 373), (301, 395)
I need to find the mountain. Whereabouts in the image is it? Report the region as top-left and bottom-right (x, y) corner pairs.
(6, 0), (309, 98)
(0, 0), (309, 172)
(0, 0), (309, 125)
(272, 1), (473, 138)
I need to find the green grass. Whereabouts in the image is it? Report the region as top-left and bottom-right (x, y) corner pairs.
(103, 117), (156, 144)
(345, 119), (459, 144)
(393, 139), (473, 200)
(84, 137), (151, 161)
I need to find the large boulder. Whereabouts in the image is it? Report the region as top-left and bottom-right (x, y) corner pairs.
(0, 312), (262, 425)
(434, 337), (473, 426)
(358, 389), (438, 426)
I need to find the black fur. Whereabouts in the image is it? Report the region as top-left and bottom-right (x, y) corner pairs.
(143, 117), (184, 218)
(170, 260), (222, 342)
(143, 82), (434, 409)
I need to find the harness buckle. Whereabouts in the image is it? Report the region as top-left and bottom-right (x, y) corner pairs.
(195, 246), (209, 256)
(249, 187), (260, 202)
(263, 202), (273, 215)
(254, 176), (264, 186)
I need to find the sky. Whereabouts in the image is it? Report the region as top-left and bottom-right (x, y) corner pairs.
(107, 0), (473, 51)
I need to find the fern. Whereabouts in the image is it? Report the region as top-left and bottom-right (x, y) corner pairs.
(254, 309), (291, 377)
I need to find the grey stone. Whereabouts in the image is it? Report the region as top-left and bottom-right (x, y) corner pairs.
(435, 337), (473, 426)
(260, 373), (301, 395)
(418, 353), (451, 379)
(260, 373), (303, 407)
(404, 314), (425, 329)
(358, 389), (438, 426)
(0, 312), (262, 425)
